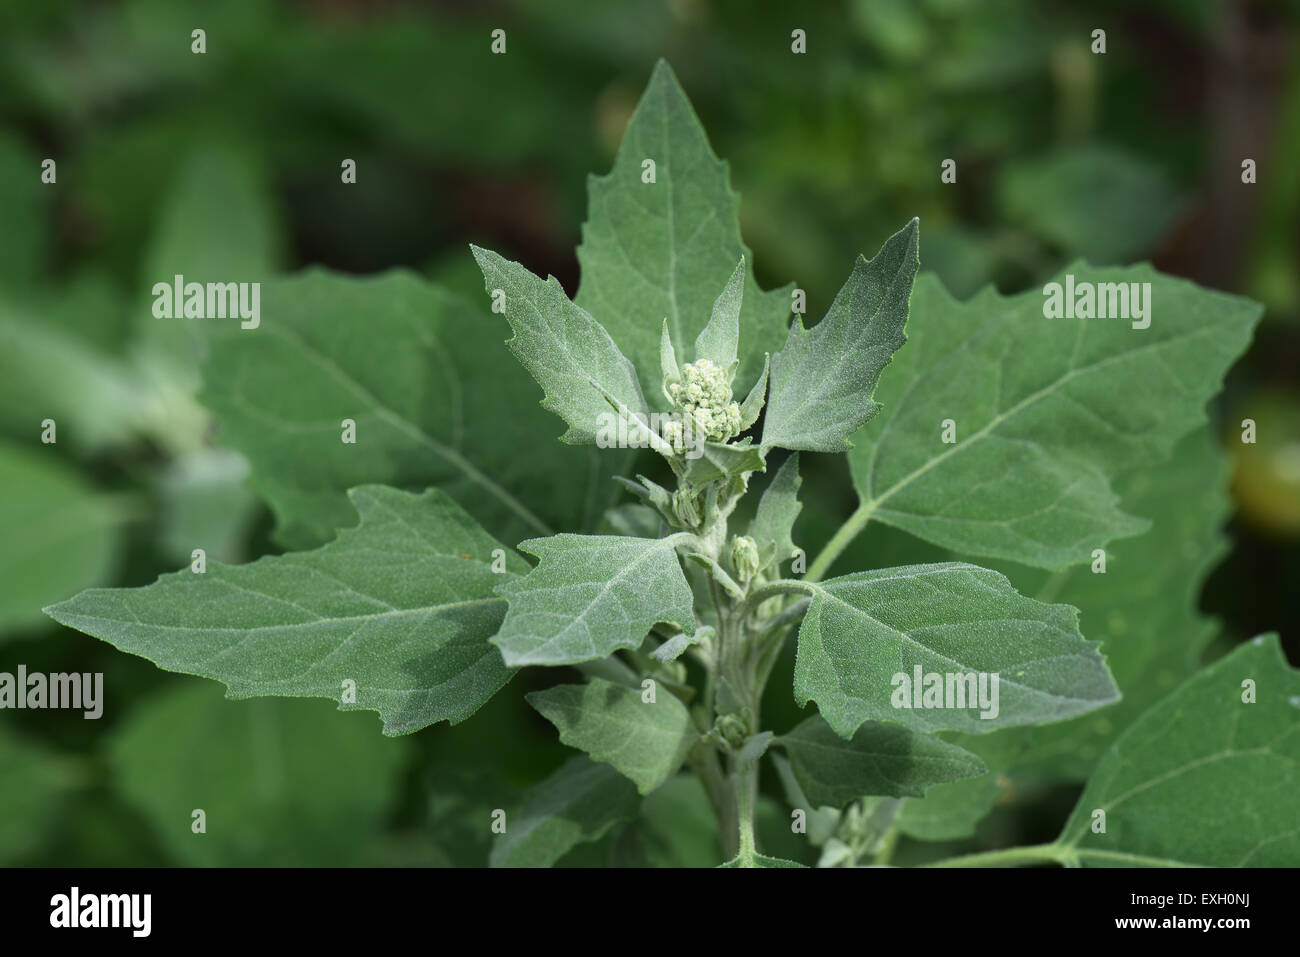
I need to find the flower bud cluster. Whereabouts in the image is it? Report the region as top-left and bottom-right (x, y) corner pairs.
(667, 358), (741, 442)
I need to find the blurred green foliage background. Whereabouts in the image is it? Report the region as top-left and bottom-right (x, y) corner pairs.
(1, 0), (1296, 866)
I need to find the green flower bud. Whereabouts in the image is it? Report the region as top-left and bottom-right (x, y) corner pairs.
(714, 712), (749, 751)
(729, 535), (761, 583)
(667, 358), (742, 442)
(672, 487), (701, 528)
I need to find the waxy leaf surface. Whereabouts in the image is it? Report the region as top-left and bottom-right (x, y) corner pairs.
(493, 533), (695, 667)
(781, 714), (985, 807)
(794, 563), (1118, 738)
(845, 266), (1259, 569)
(527, 677), (696, 793)
(47, 487), (524, 735)
(1059, 636), (1300, 867)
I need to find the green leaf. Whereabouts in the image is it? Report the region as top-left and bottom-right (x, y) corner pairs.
(46, 486), (525, 734)
(763, 219), (918, 452)
(686, 551), (745, 599)
(140, 145), (282, 298)
(793, 562), (1118, 739)
(109, 682), (406, 866)
(998, 146), (1183, 265)
(615, 473), (674, 519)
(736, 731), (775, 774)
(0, 132), (52, 290)
(894, 771), (1005, 842)
(771, 752), (841, 846)
(0, 442), (119, 637)
(737, 353), (770, 431)
(1057, 635), (1300, 867)
(844, 265), (1260, 569)
(470, 245), (650, 443)
(155, 448), (261, 566)
(992, 426), (1232, 779)
(575, 59), (791, 395)
(527, 677), (696, 793)
(694, 258), (744, 372)
(0, 726), (79, 863)
(652, 631), (699, 663)
(598, 502), (662, 539)
(200, 268), (622, 549)
(780, 714), (986, 808)
(490, 755), (640, 868)
(416, 768), (511, 868)
(750, 452), (802, 570)
(0, 304), (144, 455)
(137, 144), (283, 386)
(719, 852), (807, 868)
(894, 731), (1029, 841)
(493, 533), (696, 667)
(680, 440), (766, 487)
(633, 775), (723, 867)
(659, 320), (680, 390)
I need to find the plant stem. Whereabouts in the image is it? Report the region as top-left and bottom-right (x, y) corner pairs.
(924, 843), (1067, 868)
(873, 828), (900, 866)
(733, 757), (759, 866)
(690, 747), (736, 858)
(806, 500), (876, 583)
(737, 579), (812, 618)
(750, 619), (795, 699)
(704, 577), (728, 715)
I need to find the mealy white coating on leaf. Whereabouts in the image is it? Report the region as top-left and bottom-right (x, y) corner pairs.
(694, 257), (744, 374)
(749, 452), (802, 570)
(575, 60), (791, 398)
(197, 269), (620, 550)
(736, 352), (770, 431)
(763, 219), (919, 453)
(652, 631), (699, 663)
(489, 755), (639, 868)
(781, 714), (986, 807)
(845, 263), (1261, 569)
(492, 533), (697, 667)
(793, 562), (1119, 739)
(659, 318), (680, 395)
(527, 677), (697, 793)
(1059, 635), (1300, 867)
(470, 245), (649, 446)
(45, 486), (526, 735)
(977, 426), (1234, 781)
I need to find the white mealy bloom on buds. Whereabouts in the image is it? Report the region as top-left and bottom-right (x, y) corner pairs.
(667, 358), (742, 442)
(729, 535), (761, 583)
(661, 419), (685, 453)
(672, 487), (702, 528)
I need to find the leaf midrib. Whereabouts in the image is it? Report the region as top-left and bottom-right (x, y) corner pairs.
(861, 315), (1226, 515)
(510, 534), (689, 661)
(767, 259), (902, 443)
(806, 568), (1112, 710)
(54, 595), (502, 635)
(258, 322), (552, 537)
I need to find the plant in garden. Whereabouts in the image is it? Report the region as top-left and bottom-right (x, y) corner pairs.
(45, 62), (1295, 868)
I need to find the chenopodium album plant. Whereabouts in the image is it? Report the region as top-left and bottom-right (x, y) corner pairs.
(47, 62), (1297, 868)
